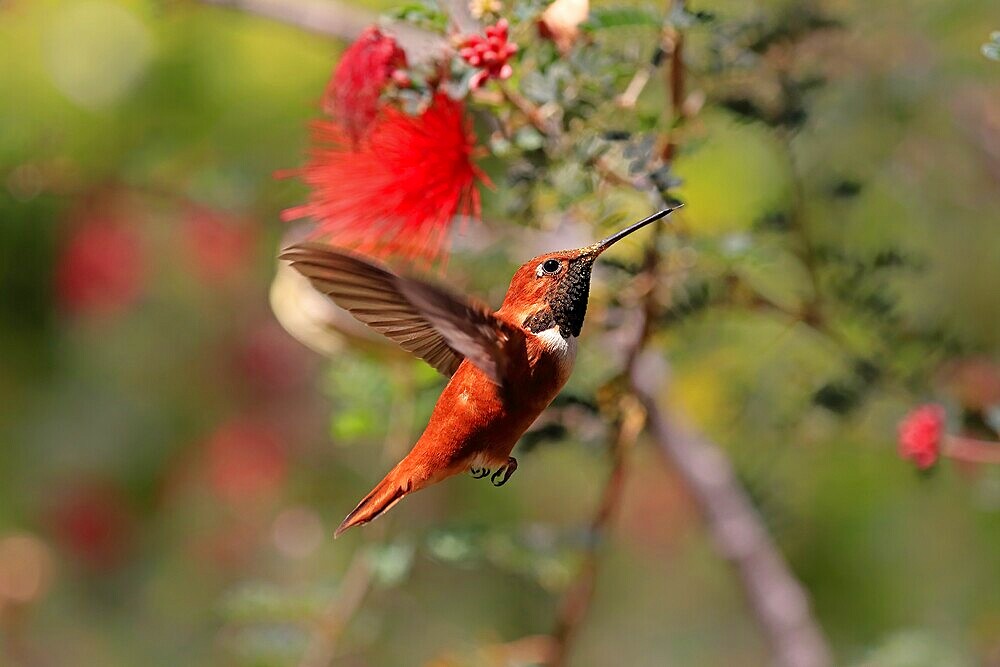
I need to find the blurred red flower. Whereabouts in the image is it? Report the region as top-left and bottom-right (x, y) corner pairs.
(205, 419), (287, 504)
(459, 19), (518, 89)
(56, 217), (144, 316)
(182, 208), (254, 281)
(232, 321), (310, 396)
(283, 93), (485, 261)
(898, 404), (946, 469)
(49, 483), (133, 571)
(324, 26), (407, 142)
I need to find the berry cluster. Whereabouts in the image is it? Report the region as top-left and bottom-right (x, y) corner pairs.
(459, 19), (518, 89)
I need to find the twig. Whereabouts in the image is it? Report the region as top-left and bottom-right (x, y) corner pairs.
(297, 365), (416, 667)
(192, 0), (375, 39)
(660, 22), (685, 161)
(944, 435), (1000, 465)
(298, 551), (373, 667)
(631, 368), (833, 667)
(190, 0), (445, 59)
(616, 68), (652, 109)
(549, 396), (645, 667)
(497, 81), (560, 139)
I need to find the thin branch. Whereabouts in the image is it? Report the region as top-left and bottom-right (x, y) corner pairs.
(616, 67), (652, 109)
(660, 23), (686, 161)
(190, 0), (445, 59)
(297, 365), (416, 667)
(497, 80), (561, 139)
(549, 396), (645, 667)
(192, 0), (375, 39)
(298, 551), (374, 667)
(631, 368), (833, 667)
(944, 435), (1000, 465)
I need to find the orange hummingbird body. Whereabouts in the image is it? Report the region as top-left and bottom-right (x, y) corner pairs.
(281, 207), (678, 536)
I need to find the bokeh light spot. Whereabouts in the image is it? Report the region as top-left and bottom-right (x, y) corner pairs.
(44, 1), (153, 110)
(271, 507), (324, 559)
(0, 533), (55, 606)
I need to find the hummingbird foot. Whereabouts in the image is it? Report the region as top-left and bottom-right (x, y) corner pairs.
(491, 457), (518, 487)
(470, 467), (491, 479)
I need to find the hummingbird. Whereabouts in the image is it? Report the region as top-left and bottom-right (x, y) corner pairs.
(280, 207), (678, 536)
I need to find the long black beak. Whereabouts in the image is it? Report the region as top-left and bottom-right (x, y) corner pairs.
(589, 204), (682, 256)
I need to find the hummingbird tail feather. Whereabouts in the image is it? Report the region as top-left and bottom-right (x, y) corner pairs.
(335, 470), (412, 538)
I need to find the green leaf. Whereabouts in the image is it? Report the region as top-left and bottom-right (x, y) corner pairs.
(585, 7), (661, 30)
(367, 542), (416, 589)
(387, 2), (449, 32)
(514, 126), (544, 151)
(522, 71), (558, 105)
(219, 583), (329, 623)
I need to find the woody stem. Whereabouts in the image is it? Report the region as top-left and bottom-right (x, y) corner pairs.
(944, 435), (1000, 464)
(548, 397), (645, 666)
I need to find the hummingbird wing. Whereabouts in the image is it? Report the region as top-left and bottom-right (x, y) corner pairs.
(280, 243), (521, 385)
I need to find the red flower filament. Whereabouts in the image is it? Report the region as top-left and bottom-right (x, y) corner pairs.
(283, 94), (485, 261)
(324, 26), (408, 142)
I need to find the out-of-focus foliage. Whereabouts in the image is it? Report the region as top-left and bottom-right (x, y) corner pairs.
(984, 31), (1000, 61)
(0, 0), (999, 666)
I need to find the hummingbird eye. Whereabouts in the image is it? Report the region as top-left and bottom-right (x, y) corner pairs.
(538, 259), (562, 276)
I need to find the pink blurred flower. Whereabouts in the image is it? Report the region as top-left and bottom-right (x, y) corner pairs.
(182, 208), (254, 281)
(283, 93), (486, 261)
(56, 217), (144, 316)
(538, 0), (589, 53)
(898, 404), (946, 470)
(459, 19), (518, 89)
(324, 26), (408, 142)
(205, 419), (287, 504)
(232, 321), (310, 396)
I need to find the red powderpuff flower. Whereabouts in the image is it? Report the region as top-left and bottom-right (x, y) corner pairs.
(283, 94), (486, 261)
(232, 321), (310, 396)
(324, 26), (408, 142)
(48, 483), (133, 572)
(459, 19), (518, 89)
(898, 404), (946, 469)
(205, 419), (287, 504)
(56, 217), (144, 317)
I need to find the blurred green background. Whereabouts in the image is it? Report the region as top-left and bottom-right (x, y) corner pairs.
(1, 0), (999, 665)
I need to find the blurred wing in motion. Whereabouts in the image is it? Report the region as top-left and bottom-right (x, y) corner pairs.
(280, 243), (520, 385)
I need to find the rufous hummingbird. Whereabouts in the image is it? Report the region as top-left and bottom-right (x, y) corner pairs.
(281, 207), (679, 536)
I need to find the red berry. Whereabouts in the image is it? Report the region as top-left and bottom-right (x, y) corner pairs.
(458, 20), (516, 87)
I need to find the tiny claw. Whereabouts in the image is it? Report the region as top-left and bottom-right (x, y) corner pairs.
(471, 467), (491, 479)
(491, 457), (518, 487)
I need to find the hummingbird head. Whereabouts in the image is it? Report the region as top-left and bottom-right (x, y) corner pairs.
(499, 206), (680, 338)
